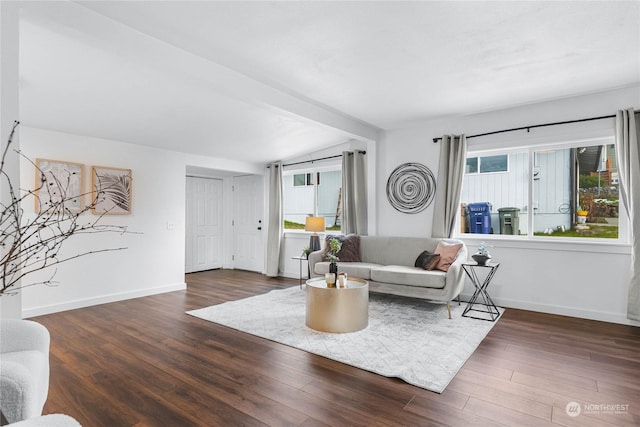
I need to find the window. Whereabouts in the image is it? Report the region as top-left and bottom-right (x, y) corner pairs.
(460, 138), (619, 240)
(466, 155), (508, 174)
(480, 155), (508, 173)
(283, 167), (341, 231)
(466, 157), (478, 174)
(293, 173), (308, 186)
(293, 173), (320, 186)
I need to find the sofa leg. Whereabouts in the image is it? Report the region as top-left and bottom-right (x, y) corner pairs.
(447, 302), (451, 319)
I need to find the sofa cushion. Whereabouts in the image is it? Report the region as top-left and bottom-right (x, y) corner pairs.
(434, 242), (463, 272)
(323, 234), (361, 262)
(371, 265), (447, 289)
(313, 261), (381, 280)
(359, 236), (441, 266)
(414, 250), (441, 270)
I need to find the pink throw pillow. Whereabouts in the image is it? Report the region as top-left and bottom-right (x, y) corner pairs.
(434, 242), (462, 272)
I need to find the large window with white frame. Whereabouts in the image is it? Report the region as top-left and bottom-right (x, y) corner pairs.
(283, 166), (342, 231)
(459, 137), (620, 240)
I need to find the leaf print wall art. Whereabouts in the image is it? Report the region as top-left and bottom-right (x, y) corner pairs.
(92, 166), (132, 215)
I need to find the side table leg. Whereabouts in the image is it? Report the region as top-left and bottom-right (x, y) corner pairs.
(299, 258), (303, 289)
(462, 267), (483, 317)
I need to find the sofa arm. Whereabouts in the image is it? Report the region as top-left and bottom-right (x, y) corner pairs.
(0, 320), (50, 355)
(307, 250), (325, 277)
(9, 414), (82, 427)
(1, 357), (49, 422)
(443, 243), (468, 301)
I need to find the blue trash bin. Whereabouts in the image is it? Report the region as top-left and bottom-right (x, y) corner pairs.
(466, 202), (492, 234)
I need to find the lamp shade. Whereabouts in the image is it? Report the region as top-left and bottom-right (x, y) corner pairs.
(305, 216), (325, 233)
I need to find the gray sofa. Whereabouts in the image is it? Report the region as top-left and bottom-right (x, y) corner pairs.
(308, 236), (468, 318)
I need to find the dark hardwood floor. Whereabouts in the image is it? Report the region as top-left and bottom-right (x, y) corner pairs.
(32, 269), (640, 426)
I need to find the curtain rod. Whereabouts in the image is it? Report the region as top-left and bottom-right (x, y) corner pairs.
(269, 150), (366, 168)
(431, 111), (640, 143)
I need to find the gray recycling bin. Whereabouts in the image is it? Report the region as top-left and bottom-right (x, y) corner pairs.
(498, 207), (520, 235)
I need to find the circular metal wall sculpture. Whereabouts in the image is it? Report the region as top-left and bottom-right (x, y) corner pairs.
(386, 162), (437, 214)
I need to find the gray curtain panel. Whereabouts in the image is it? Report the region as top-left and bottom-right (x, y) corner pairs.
(265, 162), (283, 277)
(615, 108), (640, 321)
(341, 150), (368, 235)
(432, 135), (467, 238)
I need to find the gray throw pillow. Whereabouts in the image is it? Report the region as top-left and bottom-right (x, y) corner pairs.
(415, 250), (441, 270)
(324, 234), (361, 262)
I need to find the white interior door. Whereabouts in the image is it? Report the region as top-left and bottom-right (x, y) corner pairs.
(185, 176), (223, 273)
(233, 175), (264, 272)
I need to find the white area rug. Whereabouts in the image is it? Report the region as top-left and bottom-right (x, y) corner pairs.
(187, 286), (502, 393)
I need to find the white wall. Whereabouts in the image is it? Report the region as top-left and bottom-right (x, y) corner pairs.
(19, 126), (262, 317)
(0, 1), (22, 318)
(376, 85), (639, 326)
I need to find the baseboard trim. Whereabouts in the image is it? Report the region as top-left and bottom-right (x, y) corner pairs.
(460, 293), (640, 326)
(22, 282), (187, 318)
(280, 270), (299, 280)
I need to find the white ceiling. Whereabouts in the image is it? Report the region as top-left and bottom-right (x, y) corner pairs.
(18, 1), (640, 166)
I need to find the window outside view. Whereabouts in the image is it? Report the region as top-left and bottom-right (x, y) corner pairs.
(283, 169), (342, 231)
(460, 141), (619, 239)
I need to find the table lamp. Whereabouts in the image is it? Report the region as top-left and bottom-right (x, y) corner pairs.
(305, 216), (325, 252)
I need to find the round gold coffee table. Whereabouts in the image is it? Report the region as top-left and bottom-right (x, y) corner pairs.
(305, 277), (369, 333)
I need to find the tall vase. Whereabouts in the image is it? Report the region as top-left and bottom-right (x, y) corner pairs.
(329, 262), (338, 286)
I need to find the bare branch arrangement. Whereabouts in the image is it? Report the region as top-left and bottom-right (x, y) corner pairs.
(1, 121), (131, 295)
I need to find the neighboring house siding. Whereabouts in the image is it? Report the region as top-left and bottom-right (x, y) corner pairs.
(534, 149), (572, 231)
(461, 150), (572, 234)
(461, 152), (529, 234)
(283, 170), (341, 226)
(283, 174), (314, 224)
(317, 171), (341, 226)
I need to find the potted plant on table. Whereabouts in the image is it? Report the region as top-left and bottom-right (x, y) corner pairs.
(472, 242), (492, 266)
(326, 237), (342, 281)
